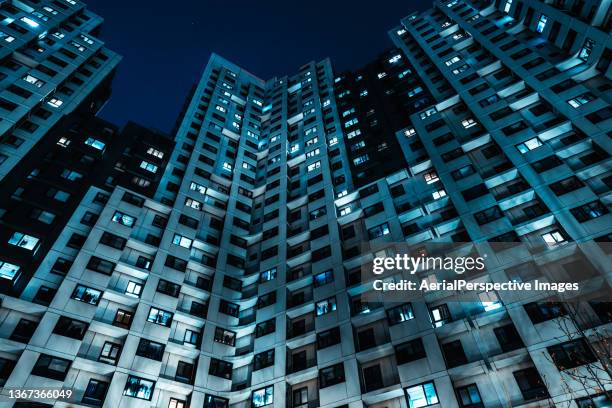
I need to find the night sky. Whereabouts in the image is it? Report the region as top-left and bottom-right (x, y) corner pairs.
(85, 0), (427, 134)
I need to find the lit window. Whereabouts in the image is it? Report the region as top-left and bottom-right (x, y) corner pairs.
(305, 126), (317, 136)
(0, 31), (15, 42)
(8, 232), (40, 251)
(23, 74), (45, 88)
(567, 93), (595, 108)
(328, 136), (338, 146)
(307, 161), (321, 172)
(430, 304), (450, 327)
(290, 144), (300, 153)
(452, 64), (469, 75)
(21, 16), (41, 27)
(185, 198), (202, 210)
(57, 137), (70, 147)
(578, 39), (594, 62)
(344, 118), (359, 128)
(260, 268), (277, 282)
(398, 69), (412, 79)
(306, 137), (318, 146)
(336, 190), (348, 198)
(342, 108), (355, 117)
(139, 161), (158, 173)
(222, 162), (232, 172)
(432, 189), (446, 200)
(147, 307), (173, 326)
(461, 118), (477, 128)
(419, 107), (437, 120)
(47, 97), (63, 108)
(316, 297), (337, 316)
(147, 147), (164, 158)
(215, 105), (226, 113)
(479, 292), (502, 312)
(368, 223), (390, 239)
(85, 137), (106, 151)
(445, 56), (461, 66)
(503, 0), (512, 13)
(516, 137), (543, 154)
(408, 87), (423, 97)
(322, 99), (331, 107)
(423, 171), (439, 184)
(189, 182), (206, 195)
(397, 28), (407, 35)
(71, 285), (102, 305)
(70, 41), (85, 52)
(360, 89), (368, 97)
(377, 72), (387, 79)
(347, 129), (362, 139)
(79, 34), (94, 44)
(306, 148), (320, 158)
(252, 386), (273, 408)
(536, 15), (548, 33)
(0, 261), (21, 282)
(388, 54), (402, 63)
(353, 154), (369, 165)
(405, 128), (417, 137)
(112, 211), (136, 227)
(123, 376), (155, 400)
(405, 381), (439, 408)
(172, 234), (193, 249)
(339, 206), (352, 216)
(452, 32), (464, 40)
(387, 303), (414, 325)
(125, 281), (143, 298)
(542, 230), (566, 246)
(52, 31), (65, 39)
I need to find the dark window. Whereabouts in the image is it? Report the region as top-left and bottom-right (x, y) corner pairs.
(570, 201), (609, 222)
(253, 349), (275, 370)
(204, 394), (229, 408)
(513, 367), (549, 400)
(165, 255), (187, 272)
(99, 232), (127, 250)
(317, 327), (341, 349)
(176, 361), (194, 383)
(494, 324), (524, 352)
(209, 358), (232, 379)
(31, 354), (71, 381)
(86, 256), (116, 275)
(82, 379), (109, 406)
(255, 319), (276, 337)
(549, 176), (584, 196)
(319, 363), (345, 388)
(214, 327), (236, 346)
(219, 300), (240, 317)
(524, 301), (567, 323)
(10, 319), (38, 343)
(387, 303), (415, 325)
(395, 338), (426, 364)
(53, 316), (89, 340)
(441, 340), (468, 368)
(136, 338), (165, 361)
(547, 338), (596, 370)
(156, 279), (180, 297)
(456, 384), (483, 407)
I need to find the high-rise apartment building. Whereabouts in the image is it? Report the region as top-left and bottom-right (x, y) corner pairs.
(0, 0), (611, 408)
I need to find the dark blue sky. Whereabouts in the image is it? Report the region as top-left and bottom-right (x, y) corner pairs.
(86, 0), (425, 134)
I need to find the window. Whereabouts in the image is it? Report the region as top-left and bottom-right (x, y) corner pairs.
(139, 160), (158, 173)
(405, 381), (439, 408)
(503, 0), (512, 12)
(31, 354), (71, 381)
(441, 340), (468, 368)
(252, 386), (274, 407)
(571, 201), (609, 222)
(319, 363), (345, 388)
(0, 261), (20, 283)
(255, 319), (276, 337)
(317, 327), (341, 349)
(307, 161), (321, 172)
(214, 327), (236, 346)
(479, 291), (502, 311)
(549, 176), (584, 196)
(157, 279), (180, 297)
(461, 118), (477, 128)
(61, 169), (83, 181)
(536, 15), (548, 33)
(125, 281), (143, 298)
(204, 394), (229, 408)
(474, 206), (503, 225)
(316, 297), (337, 316)
(172, 234), (193, 248)
(209, 358), (232, 379)
(219, 300), (240, 317)
(387, 303), (414, 325)
(53, 316), (88, 340)
(430, 304), (451, 327)
(576, 394), (611, 408)
(524, 301), (567, 323)
(71, 285), (102, 305)
(8, 232), (40, 251)
(99, 232), (126, 250)
(456, 384), (483, 407)
(123, 375), (155, 400)
(568, 93), (595, 108)
(253, 349), (275, 370)
(494, 324), (524, 352)
(147, 307), (173, 326)
(82, 379), (109, 406)
(547, 338), (596, 370)
(113, 309), (133, 328)
(10, 319), (38, 343)
(84, 137), (106, 151)
(165, 255), (187, 272)
(169, 398), (186, 408)
(423, 171), (439, 184)
(147, 147), (164, 158)
(578, 39), (594, 62)
(396, 338), (426, 364)
(98, 341), (121, 364)
(516, 137), (542, 153)
(513, 367), (549, 400)
(260, 267), (277, 282)
(542, 230), (567, 246)
(314, 270), (334, 287)
(368, 223), (390, 239)
(112, 211), (136, 227)
(176, 361), (194, 383)
(136, 338), (165, 361)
